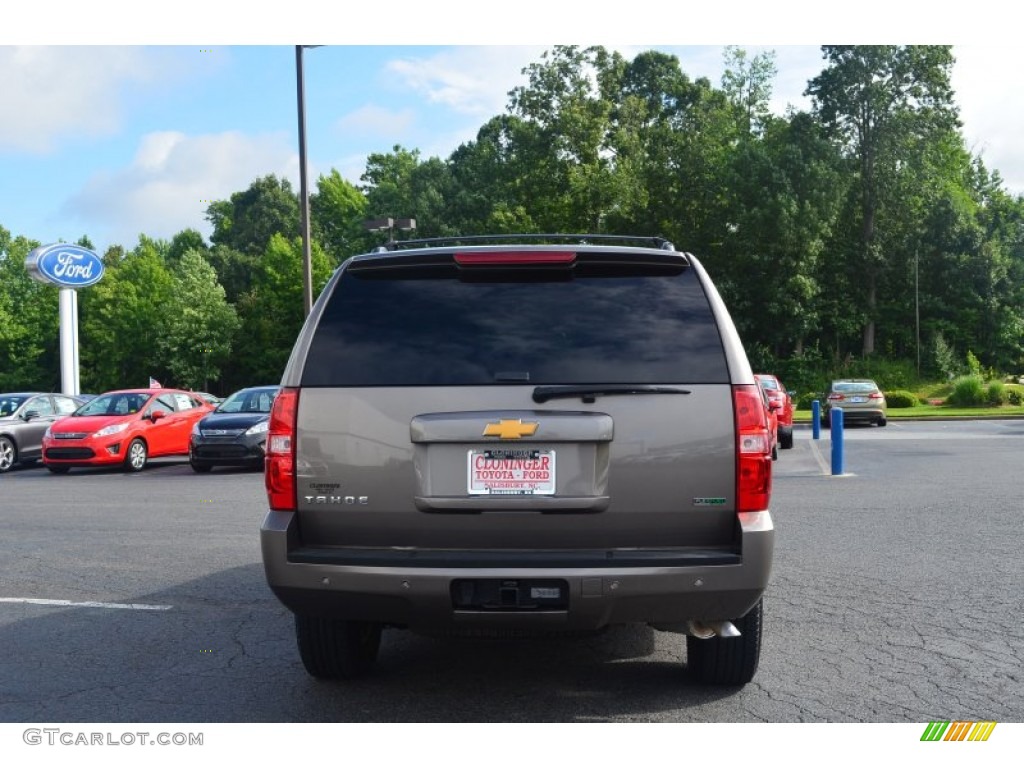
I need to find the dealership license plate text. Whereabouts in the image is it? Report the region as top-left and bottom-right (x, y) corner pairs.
(468, 449), (555, 495)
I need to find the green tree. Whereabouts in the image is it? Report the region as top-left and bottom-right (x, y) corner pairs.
(605, 49), (743, 254)
(720, 111), (848, 358)
(506, 46), (629, 232)
(310, 169), (370, 263)
(160, 250), (240, 391)
(361, 146), (456, 240)
(721, 46), (777, 136)
(230, 234), (332, 387)
(205, 244), (254, 306)
(168, 228), (208, 265)
(208, 174), (300, 256)
(205, 175), (300, 302)
(0, 230), (59, 391)
(447, 116), (541, 233)
(79, 239), (175, 391)
(806, 45), (959, 356)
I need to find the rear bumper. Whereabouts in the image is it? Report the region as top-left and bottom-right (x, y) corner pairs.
(260, 510), (774, 631)
(829, 408), (884, 422)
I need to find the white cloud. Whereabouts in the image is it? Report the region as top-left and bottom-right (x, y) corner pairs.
(0, 46), (185, 153)
(62, 131), (298, 248)
(385, 46), (546, 116)
(952, 45), (1024, 193)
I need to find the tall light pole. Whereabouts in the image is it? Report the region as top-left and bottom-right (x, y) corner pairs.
(295, 45), (319, 317)
(915, 247), (920, 377)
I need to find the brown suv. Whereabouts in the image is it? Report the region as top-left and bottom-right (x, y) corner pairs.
(261, 235), (775, 685)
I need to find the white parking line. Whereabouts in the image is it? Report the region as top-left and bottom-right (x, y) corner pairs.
(807, 436), (832, 475)
(0, 597), (172, 611)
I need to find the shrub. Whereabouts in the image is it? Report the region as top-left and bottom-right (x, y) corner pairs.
(844, 358), (916, 390)
(796, 392), (823, 410)
(885, 390), (919, 408)
(986, 380), (1006, 406)
(947, 375), (986, 406)
(966, 350), (982, 377)
(1009, 390), (1023, 406)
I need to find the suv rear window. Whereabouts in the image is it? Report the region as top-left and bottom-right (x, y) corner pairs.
(301, 258), (728, 387)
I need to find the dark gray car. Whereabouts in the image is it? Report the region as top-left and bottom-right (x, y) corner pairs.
(260, 236), (775, 686)
(0, 392), (85, 472)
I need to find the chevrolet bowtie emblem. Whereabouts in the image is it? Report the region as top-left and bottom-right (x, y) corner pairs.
(482, 419), (539, 440)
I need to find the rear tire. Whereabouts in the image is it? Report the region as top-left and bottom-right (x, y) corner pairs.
(295, 615), (382, 679)
(779, 427), (794, 449)
(124, 439), (147, 472)
(877, 416), (887, 427)
(686, 598), (763, 686)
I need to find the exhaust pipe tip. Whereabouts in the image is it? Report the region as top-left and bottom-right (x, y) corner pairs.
(686, 620), (740, 639)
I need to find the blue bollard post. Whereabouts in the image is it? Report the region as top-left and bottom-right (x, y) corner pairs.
(811, 400), (820, 440)
(831, 407), (844, 475)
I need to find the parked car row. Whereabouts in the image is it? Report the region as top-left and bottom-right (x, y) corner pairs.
(0, 386), (278, 474)
(749, 375), (889, 452)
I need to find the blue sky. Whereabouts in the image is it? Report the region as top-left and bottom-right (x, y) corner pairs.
(3, 2), (1020, 254)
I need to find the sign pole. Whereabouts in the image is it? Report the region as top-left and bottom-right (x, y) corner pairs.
(58, 288), (80, 396)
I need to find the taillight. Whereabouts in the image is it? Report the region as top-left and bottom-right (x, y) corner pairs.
(827, 393), (844, 401)
(265, 387), (298, 511)
(734, 384), (772, 512)
(868, 392), (884, 400)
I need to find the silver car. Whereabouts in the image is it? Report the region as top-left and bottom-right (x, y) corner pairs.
(823, 379), (888, 427)
(0, 392), (86, 472)
(261, 236), (775, 685)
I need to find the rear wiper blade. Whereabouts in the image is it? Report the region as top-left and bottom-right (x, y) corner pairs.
(532, 385), (692, 404)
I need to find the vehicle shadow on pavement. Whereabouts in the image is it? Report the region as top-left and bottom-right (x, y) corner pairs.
(0, 563), (747, 723)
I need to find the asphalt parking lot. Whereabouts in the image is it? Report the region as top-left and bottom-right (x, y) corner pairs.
(1, 420), (1022, 722)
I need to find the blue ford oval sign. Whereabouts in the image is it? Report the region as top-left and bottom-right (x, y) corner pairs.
(25, 244), (105, 288)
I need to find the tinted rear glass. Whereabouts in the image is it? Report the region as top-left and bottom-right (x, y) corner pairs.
(301, 261), (729, 386)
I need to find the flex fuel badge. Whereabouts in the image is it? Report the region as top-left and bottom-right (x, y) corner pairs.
(693, 497), (727, 506)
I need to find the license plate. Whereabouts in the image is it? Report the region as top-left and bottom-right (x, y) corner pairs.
(849, 396), (867, 403)
(468, 449), (555, 495)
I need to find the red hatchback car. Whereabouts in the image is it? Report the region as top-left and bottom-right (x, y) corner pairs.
(42, 388), (214, 473)
(755, 374), (794, 450)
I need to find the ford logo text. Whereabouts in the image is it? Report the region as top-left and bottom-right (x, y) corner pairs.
(25, 244), (105, 288)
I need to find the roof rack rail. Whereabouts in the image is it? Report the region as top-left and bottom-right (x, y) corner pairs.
(379, 234), (677, 252)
